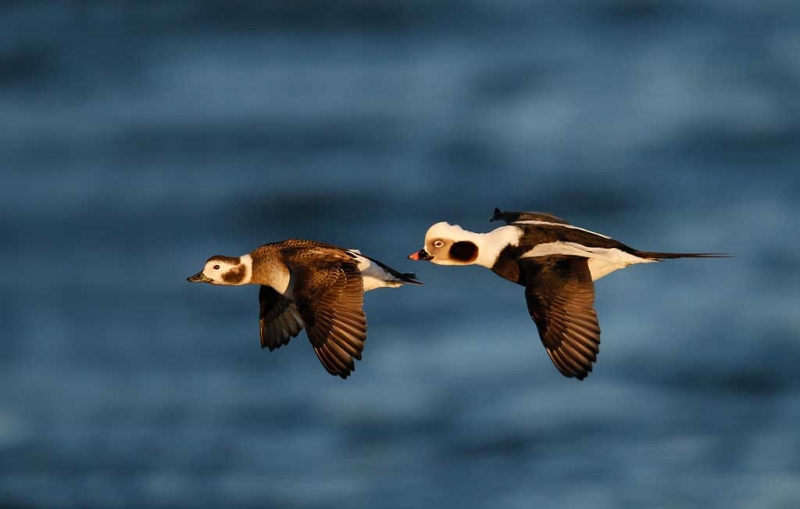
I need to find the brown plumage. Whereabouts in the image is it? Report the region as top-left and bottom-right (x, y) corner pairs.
(258, 286), (303, 351)
(188, 239), (420, 379)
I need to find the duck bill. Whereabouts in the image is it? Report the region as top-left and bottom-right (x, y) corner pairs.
(408, 249), (433, 261)
(187, 272), (213, 283)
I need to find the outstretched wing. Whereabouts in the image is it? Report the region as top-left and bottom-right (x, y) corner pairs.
(259, 286), (304, 351)
(290, 260), (367, 379)
(521, 256), (601, 380)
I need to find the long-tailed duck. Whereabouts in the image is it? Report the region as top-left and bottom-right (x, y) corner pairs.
(188, 239), (421, 379)
(408, 208), (729, 380)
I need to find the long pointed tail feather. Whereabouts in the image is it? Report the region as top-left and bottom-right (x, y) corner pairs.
(363, 254), (423, 285)
(397, 272), (423, 285)
(633, 251), (733, 260)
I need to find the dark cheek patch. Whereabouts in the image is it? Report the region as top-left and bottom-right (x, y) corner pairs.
(450, 241), (478, 263)
(222, 265), (246, 284)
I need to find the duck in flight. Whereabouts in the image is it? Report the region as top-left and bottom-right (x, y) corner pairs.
(188, 239), (421, 379)
(408, 208), (729, 380)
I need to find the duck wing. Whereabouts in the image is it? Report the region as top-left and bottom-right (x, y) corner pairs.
(290, 259), (367, 379)
(521, 255), (601, 380)
(258, 286), (304, 351)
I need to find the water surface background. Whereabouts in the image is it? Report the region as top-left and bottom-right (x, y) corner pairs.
(2, 1), (799, 507)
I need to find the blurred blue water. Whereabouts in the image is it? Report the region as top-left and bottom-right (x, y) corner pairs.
(2, 1), (799, 508)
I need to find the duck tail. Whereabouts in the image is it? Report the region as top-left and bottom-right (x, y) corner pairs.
(362, 254), (423, 285)
(632, 250), (734, 261)
(396, 271), (423, 285)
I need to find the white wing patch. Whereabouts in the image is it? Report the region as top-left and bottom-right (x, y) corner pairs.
(520, 241), (654, 280)
(513, 220), (612, 240)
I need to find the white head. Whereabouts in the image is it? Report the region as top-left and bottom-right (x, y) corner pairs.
(407, 222), (483, 266)
(187, 254), (253, 285)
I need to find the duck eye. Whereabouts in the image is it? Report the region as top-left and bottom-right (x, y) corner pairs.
(433, 240), (444, 248)
(213, 264), (220, 270)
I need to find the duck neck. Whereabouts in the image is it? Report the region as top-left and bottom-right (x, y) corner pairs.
(249, 254), (292, 294)
(474, 226), (522, 268)
(238, 254), (253, 284)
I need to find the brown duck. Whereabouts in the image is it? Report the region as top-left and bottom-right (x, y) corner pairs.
(188, 239), (421, 379)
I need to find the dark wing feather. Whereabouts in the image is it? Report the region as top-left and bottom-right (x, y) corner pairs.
(521, 256), (601, 380)
(358, 253), (423, 285)
(259, 286), (304, 350)
(290, 260), (367, 379)
(491, 208), (570, 225)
